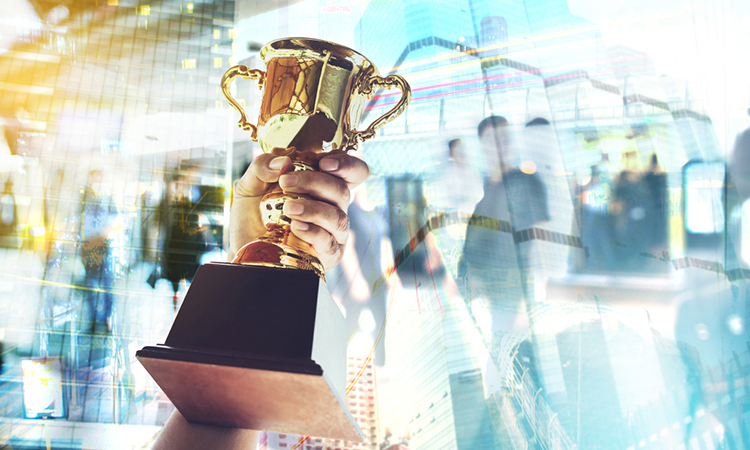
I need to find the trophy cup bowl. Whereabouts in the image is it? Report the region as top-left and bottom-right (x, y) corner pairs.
(136, 38), (410, 441)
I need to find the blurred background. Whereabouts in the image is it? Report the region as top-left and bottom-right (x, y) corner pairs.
(0, 0), (749, 449)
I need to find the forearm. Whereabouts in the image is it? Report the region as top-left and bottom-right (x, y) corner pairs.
(151, 410), (259, 450)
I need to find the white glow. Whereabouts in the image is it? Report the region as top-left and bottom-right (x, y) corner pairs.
(470, 299), (492, 339)
(0, 155), (23, 172)
(28, 226), (45, 237)
(0, 0), (41, 54)
(358, 309), (377, 333)
(519, 160), (537, 174)
(727, 314), (744, 336)
(695, 323), (710, 340)
(348, 332), (374, 358)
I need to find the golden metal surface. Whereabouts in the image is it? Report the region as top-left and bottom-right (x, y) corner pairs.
(231, 159), (325, 278)
(220, 65), (265, 141)
(349, 72), (411, 147)
(221, 38), (411, 277)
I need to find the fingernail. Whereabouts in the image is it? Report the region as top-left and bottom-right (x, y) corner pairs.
(269, 157), (287, 170)
(279, 173), (299, 188)
(286, 201), (304, 215)
(292, 220), (309, 231)
(319, 158), (340, 172)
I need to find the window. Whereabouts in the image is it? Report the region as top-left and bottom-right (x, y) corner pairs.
(480, 16), (508, 55)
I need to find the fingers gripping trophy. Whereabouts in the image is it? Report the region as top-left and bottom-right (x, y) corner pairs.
(137, 38), (410, 441)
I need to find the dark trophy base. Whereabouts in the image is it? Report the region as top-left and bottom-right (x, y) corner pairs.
(136, 262), (363, 442)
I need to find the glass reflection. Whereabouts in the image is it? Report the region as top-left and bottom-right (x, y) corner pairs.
(0, 0), (748, 449)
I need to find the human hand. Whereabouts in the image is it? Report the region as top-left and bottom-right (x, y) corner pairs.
(229, 151), (369, 271)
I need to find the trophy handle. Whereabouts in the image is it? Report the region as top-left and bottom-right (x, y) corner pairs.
(350, 74), (411, 147)
(221, 65), (266, 141)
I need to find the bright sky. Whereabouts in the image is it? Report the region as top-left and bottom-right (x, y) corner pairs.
(568, 0), (750, 152)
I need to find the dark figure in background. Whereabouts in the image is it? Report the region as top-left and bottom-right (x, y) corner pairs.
(643, 153), (668, 251)
(386, 174), (439, 286)
(161, 169), (208, 310)
(610, 151), (650, 271)
(729, 108), (750, 203)
(460, 116), (550, 349)
(456, 116), (551, 449)
(578, 162), (616, 272)
(0, 178), (17, 242)
(431, 138), (484, 215)
(499, 117), (550, 231)
(607, 151), (668, 272)
(79, 170), (118, 334)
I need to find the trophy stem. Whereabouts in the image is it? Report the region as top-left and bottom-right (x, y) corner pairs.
(231, 159), (326, 279)
(232, 224), (325, 278)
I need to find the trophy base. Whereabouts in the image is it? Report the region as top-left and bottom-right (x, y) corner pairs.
(136, 262), (363, 442)
(137, 346), (363, 441)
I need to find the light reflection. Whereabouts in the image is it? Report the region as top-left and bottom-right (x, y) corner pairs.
(28, 225), (45, 237)
(0, 0), (748, 449)
(726, 314), (744, 336)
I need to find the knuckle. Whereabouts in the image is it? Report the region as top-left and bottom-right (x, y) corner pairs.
(351, 156), (369, 178)
(252, 154), (278, 182)
(344, 154), (368, 180)
(327, 234), (342, 257)
(339, 185), (351, 205)
(335, 209), (350, 233)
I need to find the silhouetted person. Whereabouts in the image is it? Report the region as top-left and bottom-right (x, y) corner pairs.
(0, 179), (16, 240)
(610, 152), (649, 271)
(460, 116), (549, 350)
(579, 162), (616, 271)
(161, 168), (208, 310)
(431, 138), (483, 214)
(729, 108), (750, 203)
(643, 153), (668, 250)
(79, 170), (118, 334)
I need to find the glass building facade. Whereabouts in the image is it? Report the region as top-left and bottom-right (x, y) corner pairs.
(1, 0), (749, 449)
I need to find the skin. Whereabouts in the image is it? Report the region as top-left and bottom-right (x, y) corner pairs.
(152, 150), (370, 450)
(230, 151), (370, 269)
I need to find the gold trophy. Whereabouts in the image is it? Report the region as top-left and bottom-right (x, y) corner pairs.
(137, 38), (410, 441)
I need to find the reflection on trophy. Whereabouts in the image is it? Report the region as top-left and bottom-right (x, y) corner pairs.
(136, 38), (410, 441)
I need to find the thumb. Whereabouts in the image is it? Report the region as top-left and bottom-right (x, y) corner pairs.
(235, 154), (293, 199)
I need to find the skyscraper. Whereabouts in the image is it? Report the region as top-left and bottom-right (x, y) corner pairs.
(263, 355), (381, 450)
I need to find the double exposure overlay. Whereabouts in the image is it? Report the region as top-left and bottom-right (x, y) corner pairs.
(0, 0), (749, 449)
